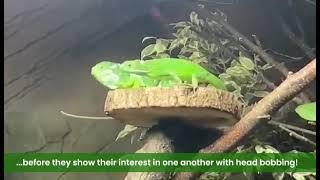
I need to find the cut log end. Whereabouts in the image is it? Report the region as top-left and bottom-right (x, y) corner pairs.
(104, 87), (243, 129)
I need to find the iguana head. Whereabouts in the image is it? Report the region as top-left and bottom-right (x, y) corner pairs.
(91, 61), (121, 89)
(120, 60), (147, 73)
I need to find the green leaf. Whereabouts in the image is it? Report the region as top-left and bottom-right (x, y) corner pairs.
(115, 124), (138, 141)
(197, 57), (208, 63)
(224, 80), (241, 93)
(177, 26), (191, 38)
(170, 21), (189, 28)
(239, 56), (255, 70)
(158, 38), (170, 47)
(308, 121), (316, 126)
(141, 44), (156, 59)
(219, 74), (232, 81)
(189, 51), (201, 59)
(255, 145), (279, 153)
(225, 67), (240, 76)
(190, 11), (199, 25)
(226, 66), (251, 77)
(168, 39), (181, 53)
(272, 173), (285, 180)
(154, 39), (169, 54)
(260, 63), (273, 70)
(207, 19), (220, 29)
(199, 40), (210, 50)
(190, 54), (207, 64)
(188, 40), (199, 50)
(295, 102), (316, 122)
(230, 59), (240, 67)
(177, 54), (188, 59)
(154, 53), (170, 58)
(180, 37), (189, 46)
(254, 83), (268, 90)
(142, 36), (156, 44)
(180, 46), (193, 54)
(210, 43), (218, 53)
(252, 90), (269, 97)
(199, 19), (205, 27)
(292, 172), (307, 180)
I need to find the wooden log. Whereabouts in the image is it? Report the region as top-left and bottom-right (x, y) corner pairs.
(104, 87), (244, 180)
(104, 87), (243, 130)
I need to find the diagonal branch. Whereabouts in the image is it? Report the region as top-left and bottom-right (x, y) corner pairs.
(173, 59), (316, 180)
(207, 10), (311, 103)
(278, 16), (315, 59)
(277, 125), (316, 146)
(190, 6), (311, 103)
(268, 120), (316, 136)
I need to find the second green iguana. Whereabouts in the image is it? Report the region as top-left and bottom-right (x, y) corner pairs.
(120, 58), (227, 90)
(91, 61), (154, 89)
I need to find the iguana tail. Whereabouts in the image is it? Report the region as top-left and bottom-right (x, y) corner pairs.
(205, 73), (227, 90)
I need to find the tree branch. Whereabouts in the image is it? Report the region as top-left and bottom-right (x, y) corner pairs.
(278, 16), (315, 59)
(173, 59), (316, 180)
(252, 36), (306, 104)
(268, 120), (316, 136)
(209, 10), (311, 103)
(60, 111), (114, 120)
(277, 125), (316, 146)
(190, 6), (312, 103)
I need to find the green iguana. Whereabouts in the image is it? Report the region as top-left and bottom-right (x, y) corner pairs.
(91, 61), (174, 89)
(91, 58), (226, 90)
(120, 58), (227, 90)
(89, 58), (227, 141)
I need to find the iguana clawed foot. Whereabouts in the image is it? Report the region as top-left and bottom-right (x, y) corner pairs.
(191, 74), (199, 93)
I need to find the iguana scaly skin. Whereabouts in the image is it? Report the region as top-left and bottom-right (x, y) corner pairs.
(91, 61), (175, 89)
(91, 61), (157, 89)
(120, 58), (227, 90)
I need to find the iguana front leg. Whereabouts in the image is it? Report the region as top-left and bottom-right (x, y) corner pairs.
(168, 72), (192, 88)
(191, 74), (199, 92)
(169, 72), (183, 84)
(129, 74), (148, 88)
(167, 73), (199, 91)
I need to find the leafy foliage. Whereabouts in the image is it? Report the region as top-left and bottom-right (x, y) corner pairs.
(139, 10), (316, 180)
(115, 124), (138, 141)
(219, 55), (270, 104)
(113, 9), (315, 180)
(295, 102), (316, 122)
(141, 11), (272, 104)
(141, 11), (241, 73)
(200, 172), (231, 180)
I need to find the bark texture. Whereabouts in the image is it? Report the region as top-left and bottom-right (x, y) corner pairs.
(105, 87), (243, 129)
(124, 127), (174, 180)
(174, 59), (316, 180)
